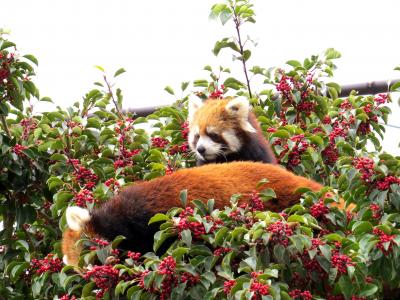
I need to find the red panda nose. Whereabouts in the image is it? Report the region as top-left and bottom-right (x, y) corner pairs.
(197, 146), (206, 155)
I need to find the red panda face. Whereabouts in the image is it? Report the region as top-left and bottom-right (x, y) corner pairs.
(188, 97), (256, 161)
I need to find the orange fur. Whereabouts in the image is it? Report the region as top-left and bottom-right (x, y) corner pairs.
(128, 162), (322, 211)
(62, 229), (82, 266)
(62, 162), (325, 264)
(190, 98), (277, 164)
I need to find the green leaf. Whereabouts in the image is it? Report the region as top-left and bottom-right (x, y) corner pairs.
(47, 176), (64, 191)
(243, 50), (251, 62)
(338, 275), (353, 298)
(352, 221), (373, 235)
(192, 199), (208, 216)
(111, 235), (126, 249)
(256, 178), (269, 189)
(164, 86), (175, 95)
(181, 229), (192, 247)
(286, 60), (302, 68)
(23, 54), (38, 66)
(260, 188), (277, 201)
(0, 41), (16, 50)
(193, 79), (209, 87)
(180, 189), (188, 207)
(114, 68), (126, 78)
(148, 213), (169, 225)
(271, 130), (290, 139)
(223, 77), (244, 90)
(181, 81), (190, 91)
(359, 283), (378, 297)
(325, 48), (341, 60)
(94, 65), (105, 72)
(214, 227), (229, 246)
(390, 81), (400, 92)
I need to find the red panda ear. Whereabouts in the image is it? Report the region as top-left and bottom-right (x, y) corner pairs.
(225, 98), (256, 133)
(188, 98), (204, 123)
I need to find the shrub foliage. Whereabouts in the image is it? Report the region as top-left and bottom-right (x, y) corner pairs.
(1, 2), (400, 299)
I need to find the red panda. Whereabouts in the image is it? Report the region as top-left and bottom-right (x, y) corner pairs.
(62, 161), (323, 265)
(188, 97), (277, 166)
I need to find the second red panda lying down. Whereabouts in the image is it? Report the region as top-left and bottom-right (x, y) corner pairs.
(62, 162), (324, 265)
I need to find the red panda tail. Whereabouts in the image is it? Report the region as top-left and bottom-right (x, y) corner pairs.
(62, 228), (82, 266)
(62, 206), (91, 266)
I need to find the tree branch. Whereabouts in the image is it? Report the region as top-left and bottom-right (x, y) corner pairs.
(103, 75), (124, 119)
(233, 16), (253, 98)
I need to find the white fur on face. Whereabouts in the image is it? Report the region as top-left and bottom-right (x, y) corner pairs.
(196, 135), (221, 160)
(66, 206), (90, 231)
(188, 125), (199, 151)
(222, 129), (242, 153)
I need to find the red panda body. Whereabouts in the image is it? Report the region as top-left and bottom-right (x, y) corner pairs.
(62, 162), (322, 265)
(188, 97), (277, 166)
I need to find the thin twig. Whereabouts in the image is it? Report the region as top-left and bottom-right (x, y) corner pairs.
(103, 75), (124, 119)
(233, 15), (253, 98)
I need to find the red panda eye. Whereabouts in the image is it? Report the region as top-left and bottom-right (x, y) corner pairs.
(207, 132), (220, 140)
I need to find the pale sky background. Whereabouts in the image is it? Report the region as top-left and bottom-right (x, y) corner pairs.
(2, 0), (399, 155)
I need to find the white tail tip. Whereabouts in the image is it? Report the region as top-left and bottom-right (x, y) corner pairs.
(66, 206), (90, 231)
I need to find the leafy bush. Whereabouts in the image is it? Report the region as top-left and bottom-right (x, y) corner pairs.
(1, 1), (400, 299)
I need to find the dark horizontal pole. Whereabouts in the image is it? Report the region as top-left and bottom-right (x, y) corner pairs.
(126, 79), (400, 117)
(338, 79), (399, 98)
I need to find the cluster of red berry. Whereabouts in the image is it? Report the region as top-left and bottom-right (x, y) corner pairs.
(376, 175), (400, 191)
(310, 200), (329, 219)
(180, 272), (200, 287)
(249, 281), (270, 299)
(74, 189), (94, 207)
(84, 265), (120, 299)
(0, 51), (14, 82)
(127, 251), (141, 261)
(30, 253), (62, 275)
(213, 247), (232, 256)
(59, 294), (77, 300)
(12, 144), (28, 157)
(20, 118), (37, 140)
(249, 191), (265, 211)
(289, 289), (313, 300)
(209, 84), (225, 99)
(223, 279), (236, 295)
(151, 137), (169, 148)
(353, 157), (375, 183)
(176, 207), (206, 238)
(373, 228), (395, 256)
(267, 220), (293, 246)
(331, 252), (354, 274)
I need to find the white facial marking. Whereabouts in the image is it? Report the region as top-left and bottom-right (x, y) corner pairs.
(188, 125), (199, 150)
(222, 129), (242, 152)
(196, 135), (221, 160)
(66, 206), (91, 231)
